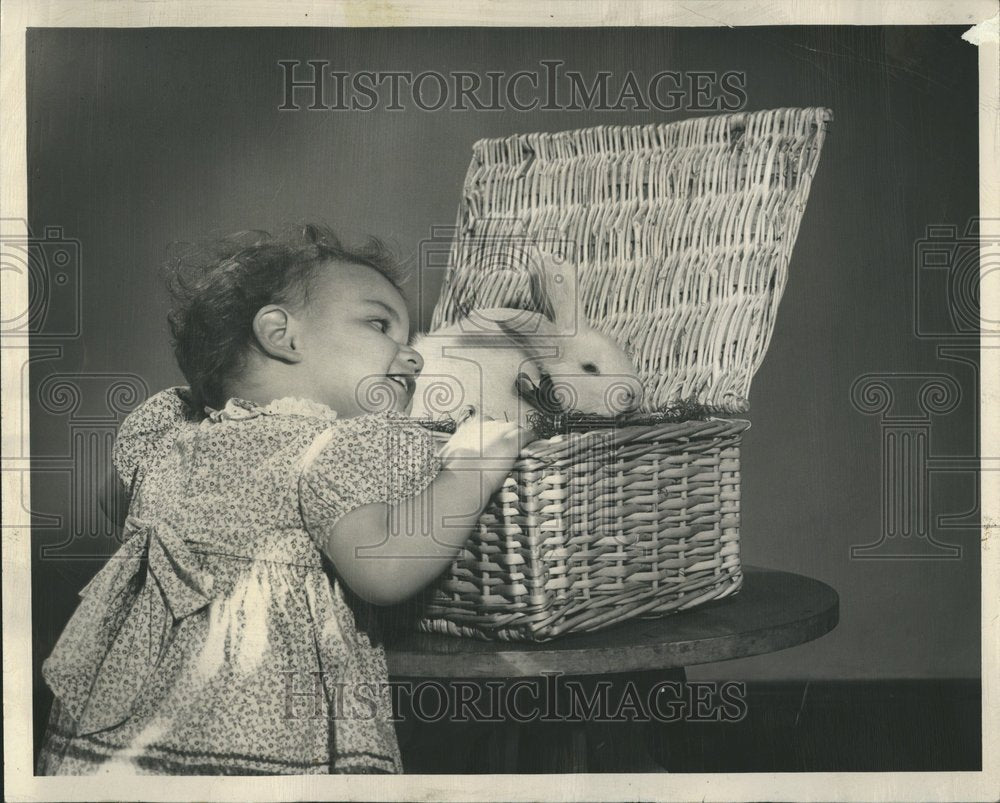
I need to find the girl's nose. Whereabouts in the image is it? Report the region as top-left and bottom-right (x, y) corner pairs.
(400, 343), (424, 375)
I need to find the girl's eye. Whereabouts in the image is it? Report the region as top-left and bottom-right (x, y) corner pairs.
(370, 318), (390, 333)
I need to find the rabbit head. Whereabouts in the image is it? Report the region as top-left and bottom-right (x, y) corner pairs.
(495, 250), (645, 417)
(409, 312), (548, 426)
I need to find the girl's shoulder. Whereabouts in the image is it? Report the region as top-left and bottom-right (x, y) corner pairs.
(113, 386), (204, 495)
(298, 410), (444, 528)
(119, 386), (204, 435)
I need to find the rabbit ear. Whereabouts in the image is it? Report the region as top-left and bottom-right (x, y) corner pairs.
(494, 312), (563, 374)
(532, 249), (586, 335)
(494, 310), (549, 352)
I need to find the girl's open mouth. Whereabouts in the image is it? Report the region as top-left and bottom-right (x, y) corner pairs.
(386, 374), (414, 395)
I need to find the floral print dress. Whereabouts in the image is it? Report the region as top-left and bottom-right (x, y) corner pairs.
(38, 388), (442, 775)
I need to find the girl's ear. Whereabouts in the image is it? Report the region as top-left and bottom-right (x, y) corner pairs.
(252, 305), (303, 364)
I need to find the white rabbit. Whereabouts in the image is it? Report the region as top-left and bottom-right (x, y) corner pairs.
(409, 251), (644, 427)
(508, 251), (645, 418)
(408, 307), (547, 427)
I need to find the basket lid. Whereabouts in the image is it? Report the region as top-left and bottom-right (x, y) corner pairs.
(430, 107), (832, 414)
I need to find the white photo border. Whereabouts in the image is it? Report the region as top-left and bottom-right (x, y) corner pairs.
(2, 2), (997, 801)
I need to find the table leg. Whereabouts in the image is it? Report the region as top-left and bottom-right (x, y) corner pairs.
(395, 669), (687, 773)
(515, 669), (685, 772)
(516, 721), (587, 772)
(580, 668), (685, 772)
(480, 720), (520, 773)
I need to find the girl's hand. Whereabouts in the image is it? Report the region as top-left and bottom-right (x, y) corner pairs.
(438, 407), (532, 476)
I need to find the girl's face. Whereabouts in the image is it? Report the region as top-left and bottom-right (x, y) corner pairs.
(297, 261), (423, 418)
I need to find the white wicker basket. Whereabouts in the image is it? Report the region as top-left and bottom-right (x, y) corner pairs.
(414, 108), (832, 641)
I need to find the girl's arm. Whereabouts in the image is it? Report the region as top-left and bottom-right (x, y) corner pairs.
(316, 421), (525, 607)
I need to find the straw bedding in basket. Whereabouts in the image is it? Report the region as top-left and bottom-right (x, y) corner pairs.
(413, 107), (831, 641)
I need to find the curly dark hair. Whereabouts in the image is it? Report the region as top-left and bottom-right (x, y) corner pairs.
(164, 223), (408, 411)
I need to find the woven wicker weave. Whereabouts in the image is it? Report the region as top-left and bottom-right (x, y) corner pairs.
(416, 108), (831, 641)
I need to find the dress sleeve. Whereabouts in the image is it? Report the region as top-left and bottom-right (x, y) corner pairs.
(298, 411), (444, 538)
(112, 386), (202, 497)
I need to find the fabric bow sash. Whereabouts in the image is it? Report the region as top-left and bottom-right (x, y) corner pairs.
(42, 516), (215, 734)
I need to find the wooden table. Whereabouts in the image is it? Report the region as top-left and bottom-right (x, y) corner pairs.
(386, 566), (839, 772)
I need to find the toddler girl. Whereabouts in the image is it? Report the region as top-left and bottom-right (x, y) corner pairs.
(38, 224), (528, 775)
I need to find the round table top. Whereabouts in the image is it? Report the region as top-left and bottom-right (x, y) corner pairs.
(386, 566), (838, 678)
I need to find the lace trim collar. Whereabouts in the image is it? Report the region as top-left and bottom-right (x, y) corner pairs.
(206, 396), (340, 423)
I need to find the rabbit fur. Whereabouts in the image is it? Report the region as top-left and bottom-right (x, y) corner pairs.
(409, 251), (644, 427)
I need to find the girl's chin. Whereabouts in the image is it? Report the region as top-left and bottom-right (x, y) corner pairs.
(372, 380), (414, 415)
(339, 378), (414, 416)
(392, 390), (414, 414)
(387, 379), (415, 414)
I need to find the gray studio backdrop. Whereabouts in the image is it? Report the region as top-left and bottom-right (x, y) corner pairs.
(26, 24), (979, 726)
